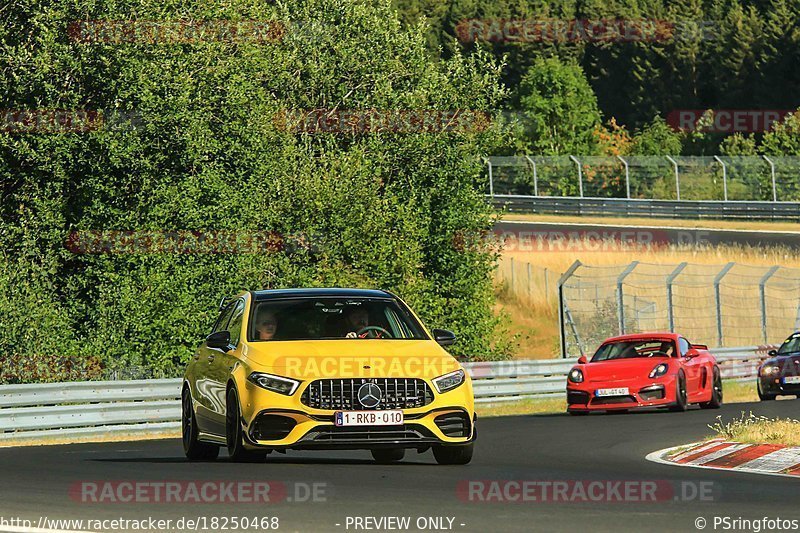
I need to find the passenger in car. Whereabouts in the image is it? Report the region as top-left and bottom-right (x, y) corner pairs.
(255, 311), (278, 340)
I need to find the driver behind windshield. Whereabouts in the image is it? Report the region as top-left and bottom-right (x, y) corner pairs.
(344, 306), (371, 338)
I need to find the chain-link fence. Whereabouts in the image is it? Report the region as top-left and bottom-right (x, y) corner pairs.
(486, 156), (800, 201)
(494, 256), (800, 357)
(557, 261), (800, 357)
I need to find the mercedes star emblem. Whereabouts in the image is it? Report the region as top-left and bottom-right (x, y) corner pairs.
(357, 382), (382, 409)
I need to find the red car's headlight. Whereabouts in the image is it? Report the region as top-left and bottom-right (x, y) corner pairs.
(568, 368), (584, 383)
(649, 363), (669, 378)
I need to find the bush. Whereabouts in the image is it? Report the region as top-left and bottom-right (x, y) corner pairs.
(0, 0), (513, 383)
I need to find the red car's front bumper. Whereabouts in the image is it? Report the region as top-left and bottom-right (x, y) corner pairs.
(567, 375), (678, 412)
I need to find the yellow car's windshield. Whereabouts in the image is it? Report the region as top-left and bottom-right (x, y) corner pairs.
(248, 297), (428, 341)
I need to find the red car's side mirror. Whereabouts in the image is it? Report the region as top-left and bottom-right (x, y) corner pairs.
(684, 348), (700, 359)
(577, 355), (588, 364)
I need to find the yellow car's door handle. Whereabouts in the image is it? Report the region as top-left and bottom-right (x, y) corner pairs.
(207, 355), (216, 363)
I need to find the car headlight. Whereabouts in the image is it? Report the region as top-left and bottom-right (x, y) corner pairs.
(760, 365), (780, 376)
(433, 369), (465, 393)
(649, 363), (669, 378)
(247, 372), (300, 395)
(568, 368), (584, 383)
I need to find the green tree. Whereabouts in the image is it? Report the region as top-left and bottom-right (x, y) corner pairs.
(515, 56), (602, 155)
(0, 0), (513, 383)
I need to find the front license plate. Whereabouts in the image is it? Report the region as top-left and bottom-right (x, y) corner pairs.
(335, 410), (404, 427)
(783, 376), (800, 384)
(595, 387), (630, 397)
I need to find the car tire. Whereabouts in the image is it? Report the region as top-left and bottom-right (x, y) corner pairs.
(182, 388), (220, 461)
(433, 443), (473, 465)
(371, 448), (405, 463)
(568, 410), (588, 416)
(669, 372), (689, 412)
(700, 368), (723, 409)
(757, 381), (776, 401)
(226, 388), (267, 463)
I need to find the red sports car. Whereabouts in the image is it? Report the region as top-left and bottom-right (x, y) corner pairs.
(566, 333), (722, 415)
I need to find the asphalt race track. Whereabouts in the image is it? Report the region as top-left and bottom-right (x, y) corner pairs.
(494, 220), (800, 249)
(1, 401), (798, 532)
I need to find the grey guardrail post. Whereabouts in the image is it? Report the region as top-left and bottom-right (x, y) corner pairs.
(525, 155), (538, 196)
(569, 155), (583, 198)
(665, 156), (680, 200)
(666, 262), (688, 332)
(617, 261), (639, 335)
(763, 155), (777, 202)
(558, 260), (583, 358)
(714, 262), (736, 346)
(759, 266), (780, 343)
(617, 155), (630, 199)
(713, 156), (728, 201)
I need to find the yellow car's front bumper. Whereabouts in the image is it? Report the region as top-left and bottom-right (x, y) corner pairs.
(237, 377), (475, 450)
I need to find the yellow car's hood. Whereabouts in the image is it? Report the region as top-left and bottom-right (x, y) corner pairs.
(242, 339), (461, 380)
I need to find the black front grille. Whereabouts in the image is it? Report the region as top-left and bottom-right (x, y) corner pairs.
(567, 390), (590, 405)
(304, 424), (434, 442)
(250, 414), (297, 441)
(301, 378), (434, 410)
(591, 395), (636, 405)
(434, 412), (471, 437)
(639, 386), (665, 401)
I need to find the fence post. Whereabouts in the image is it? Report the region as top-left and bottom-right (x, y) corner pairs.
(527, 262), (532, 298)
(569, 155), (583, 198)
(544, 268), (550, 303)
(714, 155), (728, 201)
(484, 157), (494, 198)
(665, 156), (680, 200)
(558, 260), (583, 358)
(525, 155), (538, 196)
(760, 266), (780, 343)
(713, 262), (736, 346)
(510, 256), (515, 294)
(617, 155), (630, 199)
(666, 262), (688, 332)
(763, 155), (777, 202)
(617, 261), (639, 335)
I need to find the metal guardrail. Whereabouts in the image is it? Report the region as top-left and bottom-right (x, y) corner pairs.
(0, 347), (772, 444)
(490, 195), (800, 221)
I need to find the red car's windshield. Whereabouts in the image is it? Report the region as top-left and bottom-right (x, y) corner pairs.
(591, 339), (677, 362)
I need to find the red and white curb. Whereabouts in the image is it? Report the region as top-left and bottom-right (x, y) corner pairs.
(646, 438), (800, 479)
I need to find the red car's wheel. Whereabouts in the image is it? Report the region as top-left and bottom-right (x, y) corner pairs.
(668, 371), (689, 412)
(700, 368), (723, 409)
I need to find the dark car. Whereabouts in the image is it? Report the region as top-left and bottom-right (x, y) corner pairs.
(758, 332), (800, 400)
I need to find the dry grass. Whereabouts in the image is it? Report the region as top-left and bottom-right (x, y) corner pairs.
(723, 380), (759, 404)
(501, 213), (800, 233)
(495, 237), (800, 354)
(477, 397), (566, 417)
(708, 412), (800, 446)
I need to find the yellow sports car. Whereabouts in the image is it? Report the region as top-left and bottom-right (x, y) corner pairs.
(182, 288), (475, 464)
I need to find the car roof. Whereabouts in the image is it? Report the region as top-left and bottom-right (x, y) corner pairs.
(251, 288), (394, 301)
(601, 332), (679, 343)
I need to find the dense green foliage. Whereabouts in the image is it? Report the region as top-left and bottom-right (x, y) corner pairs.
(1, 0), (513, 382)
(394, 0), (800, 155)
